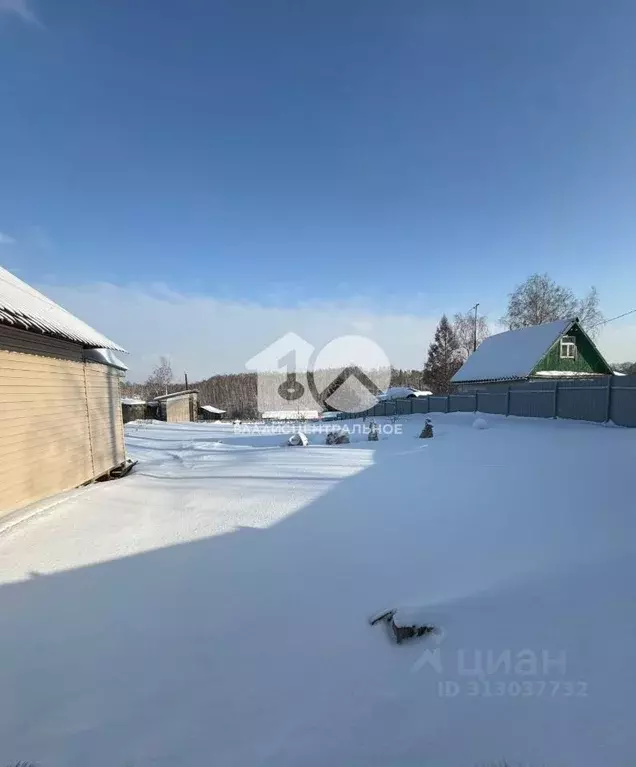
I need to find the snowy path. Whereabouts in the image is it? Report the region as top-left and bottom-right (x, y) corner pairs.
(0, 414), (634, 766)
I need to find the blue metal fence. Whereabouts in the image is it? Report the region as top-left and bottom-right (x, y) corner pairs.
(329, 376), (636, 427)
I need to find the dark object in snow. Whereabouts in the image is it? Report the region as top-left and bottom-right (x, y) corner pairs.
(419, 419), (434, 439)
(369, 608), (437, 644)
(326, 431), (349, 445)
(392, 621), (436, 644)
(96, 459), (138, 481)
(368, 422), (379, 441)
(369, 608), (396, 625)
(288, 432), (309, 446)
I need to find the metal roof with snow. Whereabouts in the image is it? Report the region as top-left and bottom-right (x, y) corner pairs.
(451, 318), (595, 384)
(201, 405), (226, 414)
(0, 266), (125, 351)
(83, 347), (128, 371)
(153, 390), (199, 400)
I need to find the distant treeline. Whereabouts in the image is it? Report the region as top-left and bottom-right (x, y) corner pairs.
(121, 367), (425, 420)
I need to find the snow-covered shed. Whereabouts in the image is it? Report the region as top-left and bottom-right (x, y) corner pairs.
(451, 318), (612, 390)
(199, 404), (226, 421)
(153, 390), (199, 422)
(0, 266), (127, 516)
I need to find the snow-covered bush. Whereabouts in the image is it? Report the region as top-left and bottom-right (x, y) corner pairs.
(472, 417), (489, 430)
(288, 432), (309, 446)
(419, 419), (434, 439)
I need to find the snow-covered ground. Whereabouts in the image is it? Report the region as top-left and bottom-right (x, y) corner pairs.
(0, 414), (634, 766)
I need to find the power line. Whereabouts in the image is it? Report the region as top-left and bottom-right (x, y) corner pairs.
(590, 308), (636, 328)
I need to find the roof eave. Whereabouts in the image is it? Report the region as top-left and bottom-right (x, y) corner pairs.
(0, 316), (126, 353)
(153, 390), (199, 401)
(452, 376), (528, 385)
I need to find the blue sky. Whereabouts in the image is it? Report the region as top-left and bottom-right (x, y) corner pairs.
(1, 0), (635, 377)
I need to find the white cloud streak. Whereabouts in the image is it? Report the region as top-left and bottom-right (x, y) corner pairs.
(597, 322), (636, 366)
(0, 232), (16, 245)
(0, 0), (37, 24)
(33, 280), (636, 381)
(38, 281), (440, 381)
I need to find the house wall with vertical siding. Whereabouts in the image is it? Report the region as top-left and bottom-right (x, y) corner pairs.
(165, 395), (190, 422)
(162, 393), (198, 422)
(533, 326), (608, 374)
(0, 325), (126, 517)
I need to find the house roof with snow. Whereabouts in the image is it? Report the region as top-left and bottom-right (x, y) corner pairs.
(84, 347), (128, 371)
(451, 318), (611, 384)
(0, 266), (125, 351)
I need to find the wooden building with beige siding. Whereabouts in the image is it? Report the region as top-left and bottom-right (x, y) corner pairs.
(0, 266), (128, 517)
(153, 390), (199, 422)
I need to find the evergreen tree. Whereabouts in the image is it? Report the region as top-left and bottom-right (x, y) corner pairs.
(423, 315), (462, 394)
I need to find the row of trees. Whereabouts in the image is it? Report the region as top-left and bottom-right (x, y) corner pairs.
(124, 273), (630, 410)
(122, 361), (260, 419)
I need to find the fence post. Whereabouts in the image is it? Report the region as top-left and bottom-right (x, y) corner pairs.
(475, 391), (479, 414)
(446, 395), (450, 413)
(410, 397), (414, 415)
(474, 392), (477, 413)
(506, 386), (511, 417)
(605, 376), (612, 423)
(553, 380), (559, 419)
(427, 395), (430, 413)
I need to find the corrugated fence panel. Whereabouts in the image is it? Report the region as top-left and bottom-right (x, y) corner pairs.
(369, 403), (385, 418)
(411, 398), (430, 414)
(476, 391), (508, 415)
(509, 388), (554, 418)
(610, 375), (636, 427)
(396, 398), (412, 415)
(449, 394), (475, 412)
(556, 378), (608, 423)
(428, 396), (449, 413)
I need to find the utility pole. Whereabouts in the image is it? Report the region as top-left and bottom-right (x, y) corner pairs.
(470, 303), (480, 352)
(185, 372), (189, 389)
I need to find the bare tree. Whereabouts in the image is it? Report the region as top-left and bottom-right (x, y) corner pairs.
(453, 311), (490, 360)
(501, 274), (603, 337)
(146, 355), (173, 396)
(576, 286), (604, 334)
(612, 361), (636, 375)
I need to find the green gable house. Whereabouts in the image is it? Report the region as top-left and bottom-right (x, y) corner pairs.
(451, 318), (612, 391)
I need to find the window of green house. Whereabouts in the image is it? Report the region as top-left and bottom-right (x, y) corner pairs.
(560, 335), (576, 359)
